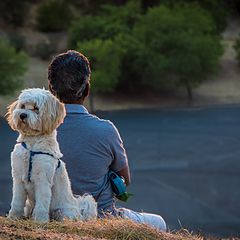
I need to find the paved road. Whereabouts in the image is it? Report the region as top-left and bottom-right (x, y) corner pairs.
(1, 106), (240, 237)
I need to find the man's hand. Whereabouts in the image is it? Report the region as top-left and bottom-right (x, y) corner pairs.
(117, 166), (131, 186)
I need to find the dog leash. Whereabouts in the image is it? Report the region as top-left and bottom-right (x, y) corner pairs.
(19, 142), (61, 182)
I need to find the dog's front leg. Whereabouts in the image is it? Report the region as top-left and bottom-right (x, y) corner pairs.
(32, 158), (56, 222)
(8, 178), (27, 219)
(32, 176), (52, 222)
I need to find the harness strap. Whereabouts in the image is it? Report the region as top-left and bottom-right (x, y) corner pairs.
(20, 142), (61, 182)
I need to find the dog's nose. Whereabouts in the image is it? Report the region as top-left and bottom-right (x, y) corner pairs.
(20, 113), (27, 120)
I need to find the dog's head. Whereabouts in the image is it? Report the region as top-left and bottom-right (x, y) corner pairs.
(6, 88), (66, 136)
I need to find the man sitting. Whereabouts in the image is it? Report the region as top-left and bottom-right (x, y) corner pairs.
(48, 50), (166, 231)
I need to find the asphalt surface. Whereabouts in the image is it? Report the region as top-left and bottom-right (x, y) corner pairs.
(1, 106), (240, 237)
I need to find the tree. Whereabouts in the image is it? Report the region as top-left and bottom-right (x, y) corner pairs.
(157, 0), (229, 33)
(68, 15), (106, 48)
(0, 39), (28, 95)
(69, 0), (141, 110)
(68, 0), (141, 48)
(133, 3), (223, 100)
(69, 1), (223, 101)
(77, 39), (123, 111)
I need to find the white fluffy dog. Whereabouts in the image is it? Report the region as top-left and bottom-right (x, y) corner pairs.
(6, 88), (97, 222)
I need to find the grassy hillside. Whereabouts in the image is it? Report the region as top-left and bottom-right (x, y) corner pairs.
(0, 216), (202, 240)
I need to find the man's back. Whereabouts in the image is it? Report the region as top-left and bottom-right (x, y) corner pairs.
(57, 104), (128, 215)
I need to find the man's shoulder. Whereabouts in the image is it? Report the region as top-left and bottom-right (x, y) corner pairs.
(88, 113), (117, 132)
(63, 110), (119, 139)
(83, 114), (121, 143)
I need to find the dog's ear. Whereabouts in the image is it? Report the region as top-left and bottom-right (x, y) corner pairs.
(54, 99), (66, 128)
(42, 95), (66, 134)
(5, 100), (18, 130)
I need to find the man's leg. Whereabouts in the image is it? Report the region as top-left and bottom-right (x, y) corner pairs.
(118, 208), (166, 232)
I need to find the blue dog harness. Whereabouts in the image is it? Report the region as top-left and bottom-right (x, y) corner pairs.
(19, 142), (61, 182)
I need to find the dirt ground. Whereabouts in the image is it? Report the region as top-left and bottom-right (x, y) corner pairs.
(195, 17), (240, 105)
(1, 17), (240, 116)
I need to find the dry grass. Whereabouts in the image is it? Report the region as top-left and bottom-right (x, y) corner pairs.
(0, 216), (203, 240)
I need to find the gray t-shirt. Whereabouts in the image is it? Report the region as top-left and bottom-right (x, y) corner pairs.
(57, 104), (128, 216)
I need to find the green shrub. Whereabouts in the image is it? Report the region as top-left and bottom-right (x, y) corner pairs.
(153, 0), (228, 33)
(77, 39), (123, 93)
(99, 1), (141, 37)
(71, 1), (142, 93)
(0, 38), (28, 95)
(68, 0), (141, 48)
(198, 0), (228, 33)
(113, 33), (144, 92)
(36, 0), (73, 32)
(69, 15), (105, 48)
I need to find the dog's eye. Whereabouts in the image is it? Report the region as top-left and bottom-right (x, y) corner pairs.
(21, 104), (25, 109)
(34, 106), (39, 112)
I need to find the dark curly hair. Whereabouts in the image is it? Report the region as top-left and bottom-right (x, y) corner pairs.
(48, 50), (91, 103)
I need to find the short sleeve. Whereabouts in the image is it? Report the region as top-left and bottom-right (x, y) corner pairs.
(108, 122), (128, 172)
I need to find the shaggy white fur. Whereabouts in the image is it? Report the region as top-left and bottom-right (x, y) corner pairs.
(6, 88), (97, 222)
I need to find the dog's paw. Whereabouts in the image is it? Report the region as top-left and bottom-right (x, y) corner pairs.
(7, 210), (23, 220)
(33, 210), (49, 222)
